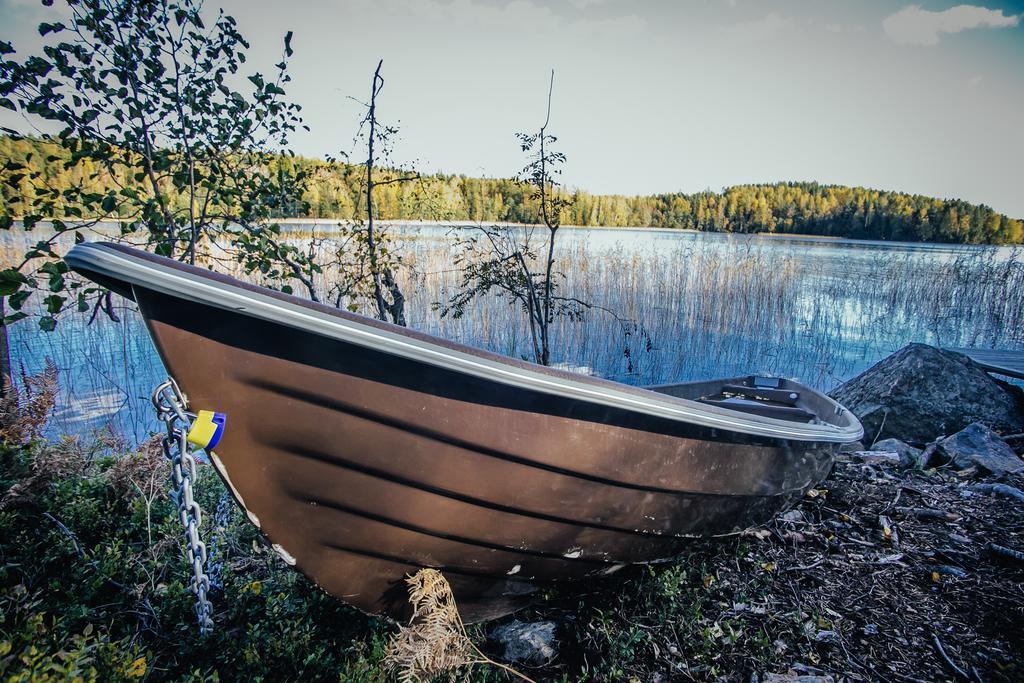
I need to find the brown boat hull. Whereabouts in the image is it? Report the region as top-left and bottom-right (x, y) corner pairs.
(136, 289), (834, 621)
(65, 243), (860, 623)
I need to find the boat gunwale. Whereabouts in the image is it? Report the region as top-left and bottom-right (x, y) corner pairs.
(65, 242), (864, 443)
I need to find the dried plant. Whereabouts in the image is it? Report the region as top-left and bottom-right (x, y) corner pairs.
(0, 435), (85, 509)
(0, 361), (58, 445)
(105, 435), (165, 502)
(383, 568), (534, 683)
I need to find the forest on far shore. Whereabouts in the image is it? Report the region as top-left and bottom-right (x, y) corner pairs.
(2, 136), (1021, 245)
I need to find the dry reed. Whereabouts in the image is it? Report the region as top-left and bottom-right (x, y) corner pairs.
(383, 568), (534, 683)
(0, 360), (58, 445)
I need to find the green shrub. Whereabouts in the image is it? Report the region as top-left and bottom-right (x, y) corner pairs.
(0, 434), (395, 681)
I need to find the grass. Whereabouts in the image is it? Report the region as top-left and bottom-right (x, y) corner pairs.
(0, 373), (394, 682)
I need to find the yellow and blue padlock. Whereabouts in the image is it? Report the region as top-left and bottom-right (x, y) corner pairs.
(186, 410), (227, 450)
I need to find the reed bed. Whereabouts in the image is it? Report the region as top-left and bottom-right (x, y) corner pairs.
(2, 224), (1022, 442)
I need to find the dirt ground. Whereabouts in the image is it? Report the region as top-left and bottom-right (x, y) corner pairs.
(502, 457), (1024, 682)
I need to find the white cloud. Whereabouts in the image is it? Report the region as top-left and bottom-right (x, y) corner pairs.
(883, 4), (1020, 46)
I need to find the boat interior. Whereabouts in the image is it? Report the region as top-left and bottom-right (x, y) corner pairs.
(647, 375), (840, 425)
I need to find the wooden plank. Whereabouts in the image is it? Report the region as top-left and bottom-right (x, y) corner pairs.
(947, 348), (1024, 380)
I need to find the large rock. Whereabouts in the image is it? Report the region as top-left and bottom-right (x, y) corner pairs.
(829, 344), (1024, 444)
(490, 620), (557, 665)
(933, 423), (1024, 475)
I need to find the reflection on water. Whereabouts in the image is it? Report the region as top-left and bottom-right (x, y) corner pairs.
(4, 223), (1023, 443)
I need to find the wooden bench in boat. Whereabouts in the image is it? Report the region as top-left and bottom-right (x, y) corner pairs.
(649, 376), (819, 424)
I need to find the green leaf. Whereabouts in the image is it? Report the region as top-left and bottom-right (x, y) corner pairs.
(101, 193), (117, 213)
(38, 22), (65, 36)
(39, 260), (67, 273)
(0, 269), (27, 296)
(8, 290), (31, 310)
(43, 294), (65, 314)
(39, 262), (67, 292)
(0, 40), (14, 55)
(284, 31), (293, 57)
(38, 316), (57, 332)
(2, 312), (28, 326)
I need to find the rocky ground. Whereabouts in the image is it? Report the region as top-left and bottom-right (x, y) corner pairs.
(493, 456), (1024, 682)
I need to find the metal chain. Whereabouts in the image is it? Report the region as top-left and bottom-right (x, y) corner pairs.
(152, 378), (214, 635)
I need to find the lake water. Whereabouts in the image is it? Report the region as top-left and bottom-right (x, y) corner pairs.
(5, 223), (1023, 443)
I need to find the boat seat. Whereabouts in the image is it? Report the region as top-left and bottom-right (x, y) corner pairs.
(720, 384), (800, 406)
(698, 396), (815, 423)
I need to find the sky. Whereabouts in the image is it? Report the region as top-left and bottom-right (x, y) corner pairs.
(2, 0), (1023, 217)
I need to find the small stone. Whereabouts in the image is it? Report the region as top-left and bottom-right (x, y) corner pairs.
(814, 630), (839, 644)
(934, 423), (1024, 475)
(763, 673), (834, 683)
(780, 509), (805, 523)
(869, 438), (924, 468)
(931, 564), (968, 579)
(838, 441), (864, 453)
(489, 620), (557, 666)
(850, 450), (901, 466)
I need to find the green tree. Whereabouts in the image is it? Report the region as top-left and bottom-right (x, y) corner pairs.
(0, 0), (326, 334)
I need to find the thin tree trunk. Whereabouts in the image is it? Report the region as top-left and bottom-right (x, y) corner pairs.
(538, 70), (556, 366)
(0, 299), (10, 401)
(366, 59), (389, 322)
(383, 269), (406, 326)
(364, 59), (406, 326)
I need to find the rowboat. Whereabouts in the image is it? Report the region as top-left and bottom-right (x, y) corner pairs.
(66, 242), (863, 622)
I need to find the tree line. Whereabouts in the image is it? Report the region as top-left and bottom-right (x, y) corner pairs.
(2, 135), (1021, 245)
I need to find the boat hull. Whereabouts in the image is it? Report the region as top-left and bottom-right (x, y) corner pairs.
(136, 289), (834, 621)
(65, 243), (861, 622)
